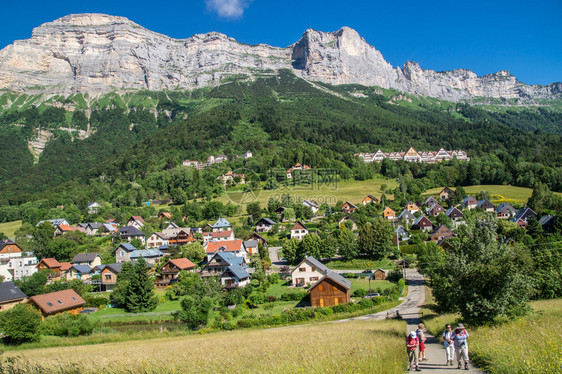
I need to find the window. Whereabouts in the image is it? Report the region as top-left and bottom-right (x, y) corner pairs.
(299, 267), (306, 272)
(310, 277), (318, 282)
(72, 297), (77, 301)
(57, 300), (62, 304)
(105, 274), (111, 280)
(311, 267), (316, 272)
(47, 302), (53, 306)
(319, 285), (323, 291)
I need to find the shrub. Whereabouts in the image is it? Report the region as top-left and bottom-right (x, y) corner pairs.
(247, 293), (266, 307)
(263, 303), (275, 310)
(0, 304), (42, 344)
(83, 295), (109, 308)
(267, 273), (280, 284)
(41, 313), (96, 337)
(353, 289), (367, 298)
(342, 273), (359, 279)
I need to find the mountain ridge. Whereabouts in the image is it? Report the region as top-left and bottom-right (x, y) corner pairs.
(0, 13), (560, 103)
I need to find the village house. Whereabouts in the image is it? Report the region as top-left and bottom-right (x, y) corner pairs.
(362, 194), (379, 205)
(203, 230), (235, 244)
(0, 250), (38, 281)
(212, 218), (232, 232)
(382, 207), (396, 221)
(219, 171), (245, 185)
(201, 252), (248, 281)
(303, 200), (320, 214)
(65, 265), (94, 282)
(476, 199), (496, 212)
(412, 216), (434, 232)
(461, 196), (479, 210)
(430, 225), (455, 242)
(398, 210), (416, 226)
(0, 281), (27, 311)
(29, 289), (86, 316)
(97, 223), (118, 236)
(243, 240), (259, 255)
(341, 201), (358, 215)
(221, 264), (251, 289)
(393, 225), (410, 244)
(146, 232), (170, 249)
(286, 163), (311, 179)
(426, 203), (445, 217)
(422, 196), (439, 208)
(308, 271), (351, 307)
(84, 223), (102, 236)
(373, 268), (389, 280)
(0, 240), (23, 260)
(539, 215), (557, 233)
(72, 253), (102, 267)
(290, 221), (309, 240)
(439, 187), (455, 201)
(87, 202), (101, 215)
(115, 226), (146, 245)
(339, 216), (358, 231)
(98, 263), (122, 291)
(35, 218), (70, 228)
(158, 212), (172, 220)
(255, 217), (276, 233)
(154, 258), (196, 288)
(356, 148), (469, 164)
(274, 206), (286, 220)
(291, 256), (328, 287)
(130, 249), (164, 265)
(510, 207), (537, 228)
(36, 258), (71, 277)
(126, 216), (145, 229)
(496, 203), (516, 219)
(405, 202), (420, 214)
(248, 232), (268, 248)
(114, 243), (137, 263)
(446, 207), (465, 223)
(54, 224), (83, 236)
(205, 240), (247, 262)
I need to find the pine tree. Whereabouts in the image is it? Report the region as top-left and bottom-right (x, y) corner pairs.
(124, 258), (157, 313)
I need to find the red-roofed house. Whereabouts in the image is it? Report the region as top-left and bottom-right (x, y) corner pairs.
(126, 216), (145, 229)
(36, 258), (62, 274)
(54, 225), (83, 236)
(286, 164), (311, 179)
(205, 240), (246, 261)
(154, 258), (196, 288)
(29, 289), (86, 316)
(203, 230), (235, 244)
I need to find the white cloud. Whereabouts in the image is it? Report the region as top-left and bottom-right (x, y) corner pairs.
(205, 0), (252, 19)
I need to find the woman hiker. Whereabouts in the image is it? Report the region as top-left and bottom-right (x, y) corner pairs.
(406, 331), (422, 371)
(442, 324), (455, 366)
(452, 323), (470, 370)
(416, 323), (428, 362)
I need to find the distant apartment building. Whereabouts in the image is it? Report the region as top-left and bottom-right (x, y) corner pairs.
(356, 147), (469, 164)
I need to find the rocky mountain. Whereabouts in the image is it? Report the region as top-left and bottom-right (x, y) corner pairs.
(0, 13), (560, 103)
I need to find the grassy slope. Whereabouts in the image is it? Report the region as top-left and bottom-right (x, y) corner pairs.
(423, 299), (562, 374)
(215, 177), (398, 208)
(0, 220), (22, 239)
(424, 185), (562, 205)
(2, 319), (407, 373)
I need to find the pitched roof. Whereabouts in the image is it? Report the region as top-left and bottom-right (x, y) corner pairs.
(496, 203), (516, 214)
(431, 224), (453, 236)
(0, 240), (23, 254)
(130, 216), (145, 224)
(0, 281), (26, 302)
(446, 206), (464, 217)
(57, 224), (81, 232)
(398, 210), (416, 220)
(249, 232), (268, 242)
(423, 197), (438, 206)
(539, 214), (556, 226)
(208, 251), (244, 267)
(117, 226), (145, 237)
(222, 264), (250, 280)
(204, 230), (234, 239)
(414, 216), (433, 227)
(205, 240), (244, 254)
(363, 194), (378, 201)
(101, 263), (123, 274)
(476, 199), (495, 209)
(72, 253), (101, 263)
(114, 243), (137, 253)
(212, 218), (231, 228)
(30, 289), (86, 315)
(291, 221), (308, 231)
(243, 240), (258, 248)
(130, 249), (164, 259)
(38, 258), (61, 269)
(69, 265), (92, 274)
(513, 207), (537, 222)
(59, 262), (72, 271)
(461, 196), (478, 205)
(382, 207), (396, 215)
(159, 212), (172, 219)
(309, 271), (351, 291)
(296, 256), (328, 275)
(256, 217), (276, 226)
(169, 258), (196, 270)
(150, 232), (169, 240)
(343, 201), (358, 209)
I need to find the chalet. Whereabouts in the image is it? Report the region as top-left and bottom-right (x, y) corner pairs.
(274, 206), (286, 218)
(168, 228), (195, 246)
(403, 147), (422, 162)
(97, 223), (118, 236)
(461, 196), (479, 210)
(446, 207), (465, 222)
(221, 264), (251, 289)
(382, 207), (396, 221)
(249, 232), (268, 247)
(36, 258), (63, 275)
(203, 230), (235, 244)
(87, 202), (101, 215)
(98, 263), (122, 290)
(36, 218), (70, 228)
(341, 201), (358, 215)
(255, 217), (276, 233)
(412, 216), (434, 232)
(291, 256), (328, 287)
(439, 187), (455, 201)
(65, 265), (93, 282)
(154, 258), (196, 288)
(290, 221), (309, 240)
(115, 226), (146, 244)
(130, 249), (164, 265)
(286, 164), (311, 179)
(430, 225), (455, 242)
(146, 232), (170, 249)
(164, 222), (180, 230)
(398, 210), (416, 225)
(201, 252), (247, 278)
(510, 207), (537, 228)
(476, 199), (496, 212)
(0, 252), (38, 281)
(54, 224), (83, 236)
(205, 240), (246, 261)
(212, 218), (232, 232)
(114, 243), (138, 263)
(158, 212), (172, 220)
(29, 289), (86, 316)
(393, 225), (410, 244)
(85, 223), (102, 236)
(0, 240), (22, 259)
(309, 271), (351, 307)
(405, 202), (420, 214)
(362, 194), (379, 205)
(422, 196), (439, 208)
(303, 200), (320, 214)
(539, 215), (557, 233)
(219, 171), (245, 185)
(126, 216), (145, 229)
(243, 240), (259, 255)
(426, 203), (445, 217)
(0, 282), (27, 311)
(72, 253), (102, 267)
(373, 268), (389, 280)
(496, 203), (516, 219)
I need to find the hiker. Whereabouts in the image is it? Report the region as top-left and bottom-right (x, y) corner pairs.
(452, 323), (470, 370)
(442, 324), (455, 366)
(406, 331), (422, 371)
(416, 323), (428, 361)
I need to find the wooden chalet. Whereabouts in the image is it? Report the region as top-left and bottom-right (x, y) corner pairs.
(362, 194), (379, 205)
(309, 271), (351, 308)
(439, 187), (455, 201)
(412, 216), (434, 232)
(341, 201), (358, 215)
(426, 203), (445, 217)
(373, 268), (389, 280)
(382, 207), (396, 221)
(155, 258), (196, 288)
(430, 225), (454, 242)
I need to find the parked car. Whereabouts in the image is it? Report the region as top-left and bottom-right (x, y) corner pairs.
(363, 293), (381, 299)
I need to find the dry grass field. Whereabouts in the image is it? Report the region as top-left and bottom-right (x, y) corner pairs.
(0, 319), (406, 373)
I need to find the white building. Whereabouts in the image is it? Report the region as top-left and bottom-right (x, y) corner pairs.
(0, 253), (38, 281)
(291, 256), (328, 287)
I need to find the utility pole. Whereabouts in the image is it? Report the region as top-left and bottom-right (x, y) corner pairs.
(397, 230), (405, 280)
(369, 275), (373, 310)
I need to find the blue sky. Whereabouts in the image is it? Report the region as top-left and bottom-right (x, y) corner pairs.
(1, 0), (560, 85)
